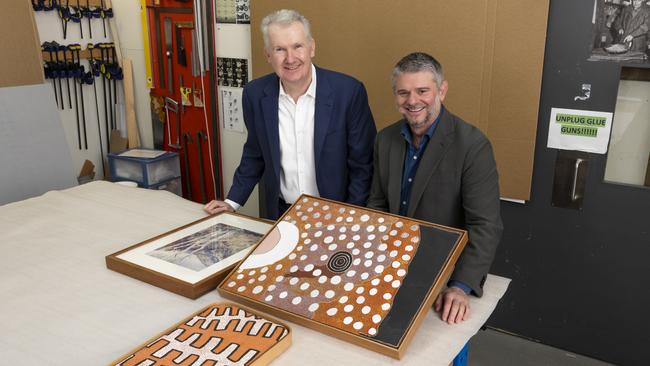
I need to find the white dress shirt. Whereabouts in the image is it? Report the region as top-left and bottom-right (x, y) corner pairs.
(226, 65), (319, 210)
(277, 64), (319, 204)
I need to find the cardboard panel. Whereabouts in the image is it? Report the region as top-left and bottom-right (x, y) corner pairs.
(1, 0), (44, 87)
(249, 1), (549, 200)
(491, 137), (535, 201)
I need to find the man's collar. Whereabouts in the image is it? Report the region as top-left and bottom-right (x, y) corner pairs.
(279, 64), (317, 99)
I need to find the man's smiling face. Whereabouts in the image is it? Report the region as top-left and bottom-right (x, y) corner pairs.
(394, 71), (448, 135)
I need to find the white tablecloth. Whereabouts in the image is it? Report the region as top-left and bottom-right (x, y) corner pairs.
(0, 181), (509, 365)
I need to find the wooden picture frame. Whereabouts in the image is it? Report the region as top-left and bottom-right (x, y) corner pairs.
(106, 212), (272, 299)
(109, 302), (291, 366)
(218, 195), (468, 359)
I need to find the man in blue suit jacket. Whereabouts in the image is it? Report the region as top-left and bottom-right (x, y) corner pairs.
(204, 9), (376, 219)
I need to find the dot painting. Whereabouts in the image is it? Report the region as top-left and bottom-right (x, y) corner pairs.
(222, 197), (423, 339)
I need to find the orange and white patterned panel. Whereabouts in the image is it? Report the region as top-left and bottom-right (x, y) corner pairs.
(223, 196), (421, 337)
(114, 303), (289, 366)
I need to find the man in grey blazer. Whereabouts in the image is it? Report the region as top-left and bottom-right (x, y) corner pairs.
(367, 52), (503, 325)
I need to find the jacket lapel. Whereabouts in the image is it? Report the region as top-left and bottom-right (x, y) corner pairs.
(388, 124), (406, 214)
(407, 112), (455, 217)
(261, 78), (281, 181)
(313, 66), (334, 163)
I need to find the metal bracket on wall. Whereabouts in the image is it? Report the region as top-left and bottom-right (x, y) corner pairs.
(551, 150), (590, 210)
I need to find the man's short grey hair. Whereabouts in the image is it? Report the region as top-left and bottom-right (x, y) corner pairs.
(392, 52), (444, 91)
(261, 9), (312, 49)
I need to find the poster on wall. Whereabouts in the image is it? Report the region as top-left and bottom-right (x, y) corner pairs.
(217, 57), (249, 88)
(216, 0), (250, 24)
(221, 87), (245, 133)
(218, 195), (468, 359)
(589, 0), (650, 63)
(547, 108), (614, 153)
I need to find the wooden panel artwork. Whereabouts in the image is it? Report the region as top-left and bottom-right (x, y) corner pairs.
(111, 303), (291, 365)
(218, 195), (468, 359)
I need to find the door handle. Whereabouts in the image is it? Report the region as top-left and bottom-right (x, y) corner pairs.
(571, 158), (585, 201)
(552, 151), (589, 210)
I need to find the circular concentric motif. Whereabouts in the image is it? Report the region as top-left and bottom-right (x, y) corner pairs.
(327, 251), (353, 273)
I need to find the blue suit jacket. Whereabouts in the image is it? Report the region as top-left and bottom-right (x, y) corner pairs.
(227, 66), (377, 219)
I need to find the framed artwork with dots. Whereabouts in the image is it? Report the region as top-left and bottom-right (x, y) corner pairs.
(218, 195), (468, 359)
(106, 212), (272, 299)
(111, 302), (291, 365)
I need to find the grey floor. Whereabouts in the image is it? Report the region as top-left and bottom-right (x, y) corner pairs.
(469, 328), (615, 366)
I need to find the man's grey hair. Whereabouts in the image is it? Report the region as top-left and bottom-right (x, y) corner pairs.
(392, 52), (444, 91)
(261, 9), (312, 49)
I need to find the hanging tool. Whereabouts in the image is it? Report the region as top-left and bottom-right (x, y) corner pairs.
(164, 16), (174, 95)
(47, 41), (63, 110)
(62, 44), (72, 109)
(110, 43), (118, 130)
(75, 0), (83, 38)
(191, 79), (204, 107)
(179, 75), (191, 110)
(42, 42), (60, 108)
(97, 43), (110, 146)
(200, 0), (209, 72)
(103, 43), (114, 130)
(100, 0), (107, 37)
(32, 0), (44, 11)
(190, 30), (200, 77)
(196, 131), (208, 204)
(88, 43), (106, 175)
(84, 0), (92, 38)
(182, 133), (192, 200)
(192, 0), (207, 74)
(175, 22), (187, 67)
(48, 42), (65, 110)
(70, 44), (88, 149)
(59, 0), (71, 39)
(164, 97), (181, 149)
(66, 44), (81, 150)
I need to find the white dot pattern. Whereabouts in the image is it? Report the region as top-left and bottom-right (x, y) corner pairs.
(223, 197), (422, 340)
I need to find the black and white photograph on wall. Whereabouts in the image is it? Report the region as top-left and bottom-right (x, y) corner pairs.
(590, 0), (650, 62)
(217, 57), (248, 88)
(215, 0), (250, 24)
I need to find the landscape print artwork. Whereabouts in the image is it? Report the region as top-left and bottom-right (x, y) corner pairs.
(113, 303), (290, 366)
(107, 212), (272, 299)
(219, 195), (467, 358)
(148, 223), (263, 271)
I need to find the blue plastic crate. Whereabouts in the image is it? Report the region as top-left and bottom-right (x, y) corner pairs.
(149, 176), (182, 196)
(108, 149), (180, 187)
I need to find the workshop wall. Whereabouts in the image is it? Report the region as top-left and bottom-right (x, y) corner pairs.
(33, 1), (152, 179)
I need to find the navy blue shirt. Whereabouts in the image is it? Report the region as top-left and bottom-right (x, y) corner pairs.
(398, 107), (444, 216)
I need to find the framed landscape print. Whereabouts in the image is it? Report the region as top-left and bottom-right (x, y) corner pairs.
(111, 302), (291, 366)
(107, 212), (272, 299)
(217, 195), (468, 359)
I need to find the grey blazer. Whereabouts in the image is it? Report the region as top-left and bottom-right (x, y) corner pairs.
(367, 109), (503, 297)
